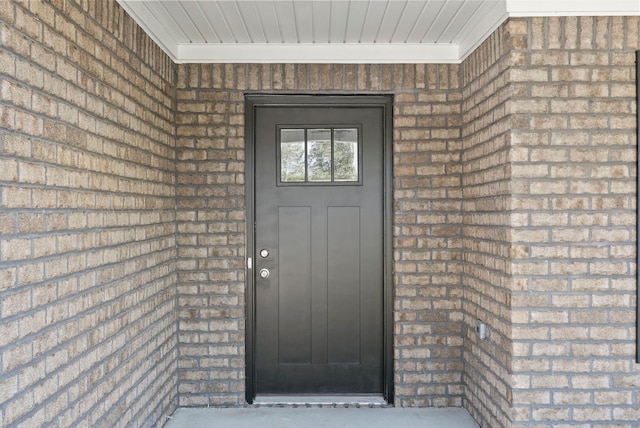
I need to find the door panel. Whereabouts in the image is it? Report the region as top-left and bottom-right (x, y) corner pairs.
(327, 206), (361, 364)
(253, 102), (386, 396)
(277, 206), (312, 364)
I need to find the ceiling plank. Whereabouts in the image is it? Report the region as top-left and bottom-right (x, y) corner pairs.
(421, 0), (463, 43)
(343, 0), (369, 43)
(376, 1), (408, 43)
(254, 1), (283, 44)
(359, 1), (389, 43)
(161, 1), (206, 43)
(312, 0), (332, 43)
(117, 0), (640, 64)
(434, 0), (469, 43)
(199, 2), (236, 43)
(443, 0), (485, 43)
(293, 1), (314, 43)
(181, 2), (222, 44)
(389, 1), (428, 43)
(274, 1), (298, 43)
(216, 1), (252, 43)
(236, 1), (267, 43)
(140, 1), (186, 44)
(329, 1), (350, 43)
(405, 0), (442, 43)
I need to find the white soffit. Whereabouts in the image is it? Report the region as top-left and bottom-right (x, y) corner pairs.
(116, 0), (640, 64)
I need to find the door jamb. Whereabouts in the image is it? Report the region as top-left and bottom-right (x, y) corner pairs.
(244, 94), (394, 404)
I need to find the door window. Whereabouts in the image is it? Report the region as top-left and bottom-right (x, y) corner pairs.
(279, 127), (360, 185)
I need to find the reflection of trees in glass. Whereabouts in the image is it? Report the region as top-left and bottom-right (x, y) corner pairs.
(334, 141), (357, 181)
(334, 129), (358, 181)
(308, 141), (331, 181)
(281, 142), (305, 182)
(308, 129), (332, 182)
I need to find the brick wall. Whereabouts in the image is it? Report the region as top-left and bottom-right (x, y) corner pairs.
(460, 22), (517, 427)
(460, 17), (640, 428)
(507, 17), (640, 427)
(0, 1), (177, 426)
(174, 64), (465, 407)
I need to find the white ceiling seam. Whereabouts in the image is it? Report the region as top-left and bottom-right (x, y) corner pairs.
(116, 0), (640, 64)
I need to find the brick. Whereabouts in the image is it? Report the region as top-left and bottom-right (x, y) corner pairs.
(2, 79), (32, 109)
(2, 341), (33, 372)
(532, 407), (570, 421)
(1, 237), (32, 261)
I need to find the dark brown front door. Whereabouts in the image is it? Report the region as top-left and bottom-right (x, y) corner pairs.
(248, 96), (390, 398)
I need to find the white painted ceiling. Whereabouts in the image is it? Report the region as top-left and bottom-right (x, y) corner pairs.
(117, 0), (640, 63)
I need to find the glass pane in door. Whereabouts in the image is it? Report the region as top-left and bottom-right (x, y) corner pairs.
(334, 128), (358, 181)
(281, 129), (306, 182)
(307, 128), (332, 182)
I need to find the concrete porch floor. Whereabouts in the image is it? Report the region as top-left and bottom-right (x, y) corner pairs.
(164, 407), (480, 428)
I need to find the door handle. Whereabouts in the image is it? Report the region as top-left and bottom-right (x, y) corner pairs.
(259, 268), (270, 279)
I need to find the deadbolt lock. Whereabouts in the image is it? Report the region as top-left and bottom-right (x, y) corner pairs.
(259, 268), (270, 279)
(260, 249), (269, 258)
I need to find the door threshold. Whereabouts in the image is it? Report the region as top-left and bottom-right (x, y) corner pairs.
(253, 395), (387, 405)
